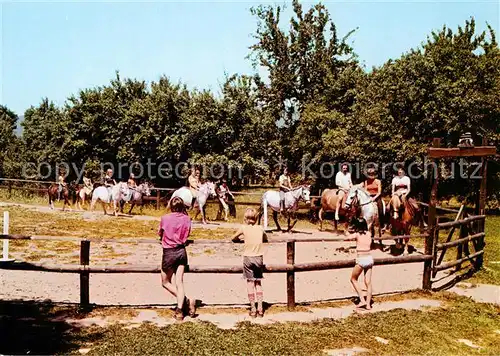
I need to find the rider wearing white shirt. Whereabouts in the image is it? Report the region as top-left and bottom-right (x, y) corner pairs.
(391, 167), (411, 219)
(335, 163), (352, 221)
(82, 173), (93, 196)
(188, 167), (201, 208)
(278, 167), (292, 212)
(103, 169), (116, 197)
(127, 173), (137, 189)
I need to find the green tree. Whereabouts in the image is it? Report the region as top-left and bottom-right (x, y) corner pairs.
(0, 105), (22, 178)
(249, 0), (359, 165)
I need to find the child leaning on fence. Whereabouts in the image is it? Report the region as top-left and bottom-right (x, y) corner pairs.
(231, 208), (268, 318)
(158, 197), (196, 321)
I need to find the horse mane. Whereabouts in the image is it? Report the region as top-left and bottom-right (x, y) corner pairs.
(292, 184), (310, 191)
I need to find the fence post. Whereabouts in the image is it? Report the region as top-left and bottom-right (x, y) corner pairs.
(80, 240), (90, 309)
(431, 219), (440, 279)
(423, 138), (440, 290)
(286, 240), (296, 310)
(1, 211), (14, 262)
(156, 190), (161, 210)
(475, 136), (488, 269)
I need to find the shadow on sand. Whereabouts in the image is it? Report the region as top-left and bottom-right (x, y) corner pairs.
(0, 299), (103, 355)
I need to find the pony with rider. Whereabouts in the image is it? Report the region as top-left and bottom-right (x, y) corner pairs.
(318, 163), (426, 254)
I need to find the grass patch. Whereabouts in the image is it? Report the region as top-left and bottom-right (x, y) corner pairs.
(0, 206), (234, 241)
(1, 288), (499, 355)
(468, 216), (500, 285)
(59, 293), (500, 355)
(203, 248), (215, 256)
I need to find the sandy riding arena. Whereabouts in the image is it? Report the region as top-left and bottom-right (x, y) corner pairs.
(0, 203), (428, 306)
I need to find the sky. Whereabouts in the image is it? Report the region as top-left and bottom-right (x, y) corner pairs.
(1, 0), (499, 116)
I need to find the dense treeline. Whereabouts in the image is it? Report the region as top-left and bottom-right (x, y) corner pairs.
(0, 1), (499, 203)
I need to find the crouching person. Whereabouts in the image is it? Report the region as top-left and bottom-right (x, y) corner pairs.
(349, 217), (373, 310)
(231, 208), (268, 318)
(158, 197), (196, 321)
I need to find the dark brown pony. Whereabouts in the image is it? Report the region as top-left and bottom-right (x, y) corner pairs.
(388, 197), (426, 254)
(48, 183), (75, 211)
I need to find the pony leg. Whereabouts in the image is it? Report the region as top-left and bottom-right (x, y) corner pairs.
(403, 238), (410, 255)
(128, 203), (135, 215)
(289, 215), (298, 232)
(194, 206), (200, 221)
(318, 208), (323, 231)
(273, 211), (282, 232)
(403, 226), (411, 255)
(201, 204), (207, 224)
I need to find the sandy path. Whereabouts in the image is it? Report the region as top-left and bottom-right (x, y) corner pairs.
(64, 299), (443, 330)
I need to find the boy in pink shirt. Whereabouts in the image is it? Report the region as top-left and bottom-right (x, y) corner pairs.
(158, 197), (196, 320)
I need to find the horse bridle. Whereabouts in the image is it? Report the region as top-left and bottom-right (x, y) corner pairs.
(345, 189), (372, 220)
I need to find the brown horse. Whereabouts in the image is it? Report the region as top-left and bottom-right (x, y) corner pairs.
(388, 196), (426, 254)
(75, 184), (94, 210)
(318, 188), (352, 232)
(48, 183), (75, 211)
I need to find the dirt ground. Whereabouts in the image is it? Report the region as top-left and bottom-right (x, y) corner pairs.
(0, 201), (428, 306)
(0, 237), (426, 306)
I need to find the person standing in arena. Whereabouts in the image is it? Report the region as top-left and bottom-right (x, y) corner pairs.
(158, 197), (196, 321)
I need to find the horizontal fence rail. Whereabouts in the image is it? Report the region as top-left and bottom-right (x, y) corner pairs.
(437, 215), (486, 229)
(433, 250), (484, 272)
(436, 232), (485, 250)
(0, 233), (429, 244)
(0, 234), (433, 309)
(0, 255), (433, 274)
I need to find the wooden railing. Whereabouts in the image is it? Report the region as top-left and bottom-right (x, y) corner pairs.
(431, 207), (486, 283)
(0, 234), (433, 309)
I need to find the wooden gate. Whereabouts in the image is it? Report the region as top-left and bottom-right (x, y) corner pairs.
(426, 136), (494, 288)
(431, 209), (486, 287)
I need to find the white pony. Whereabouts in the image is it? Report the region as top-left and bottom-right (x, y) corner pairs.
(119, 183), (152, 214)
(258, 185), (311, 232)
(168, 182), (217, 224)
(344, 186), (381, 237)
(90, 182), (130, 216)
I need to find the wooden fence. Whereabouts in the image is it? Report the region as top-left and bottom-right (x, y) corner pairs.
(431, 212), (486, 285)
(0, 233), (433, 309)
